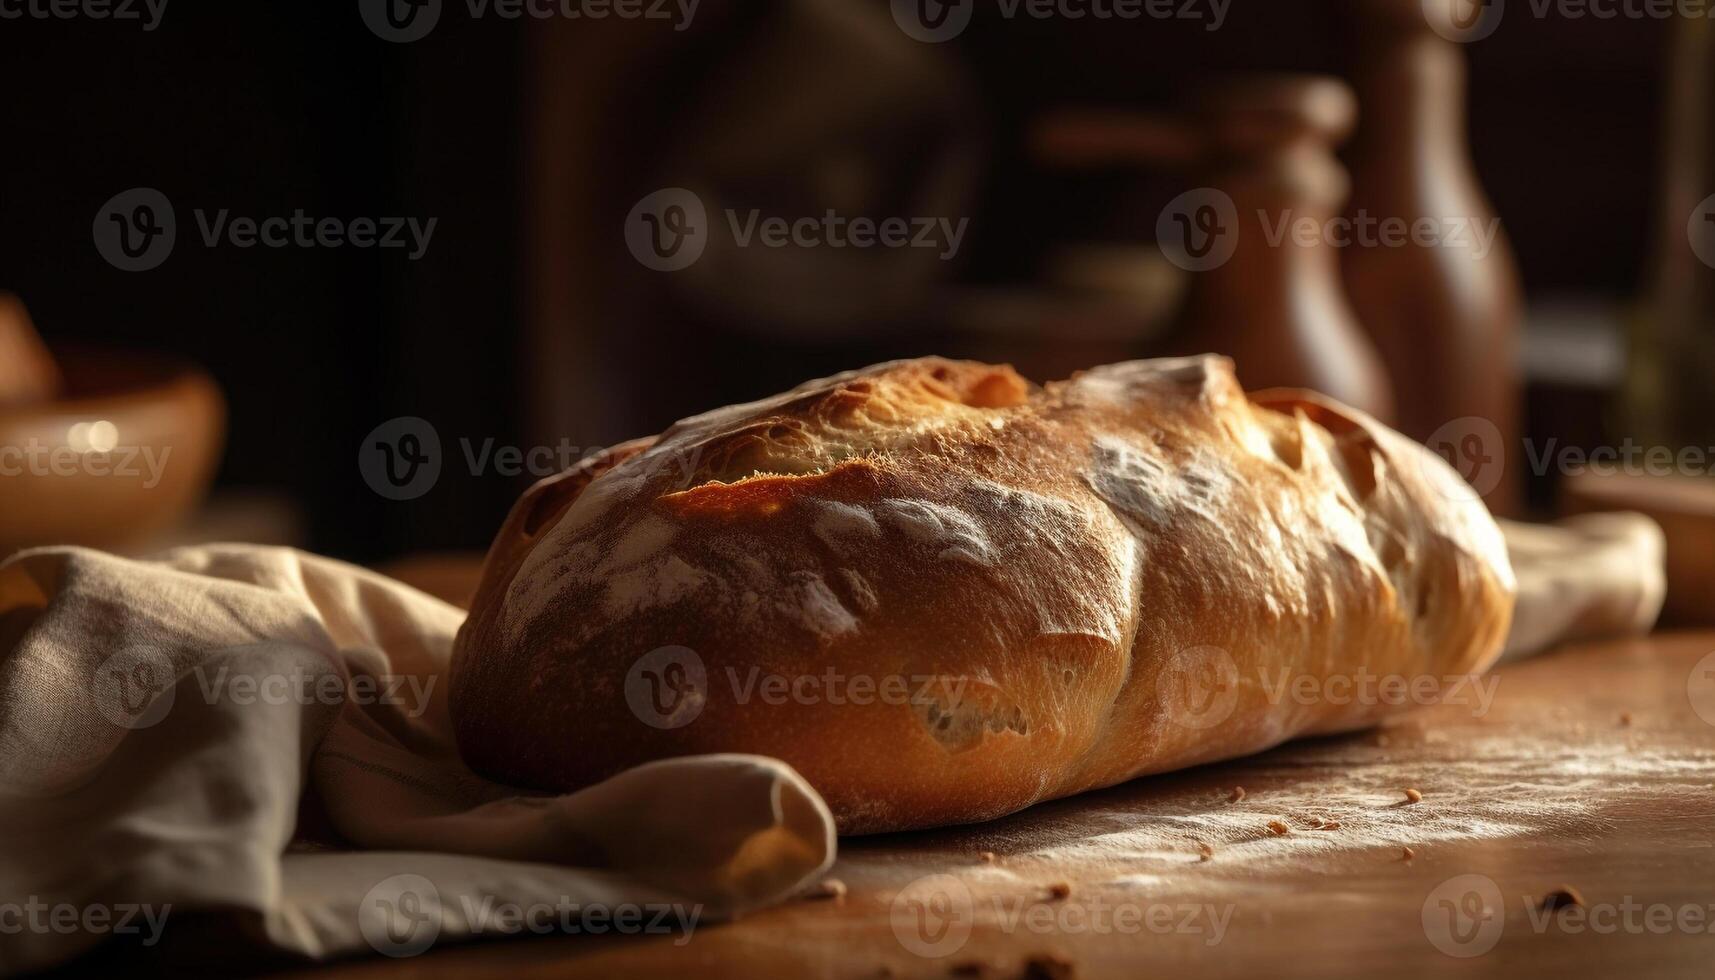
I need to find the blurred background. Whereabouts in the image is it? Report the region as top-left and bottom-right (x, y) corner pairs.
(2, 0), (1712, 613)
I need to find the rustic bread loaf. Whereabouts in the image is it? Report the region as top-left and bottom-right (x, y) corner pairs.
(450, 356), (1515, 833)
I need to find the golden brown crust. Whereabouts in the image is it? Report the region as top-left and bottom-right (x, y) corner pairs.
(450, 356), (1515, 833)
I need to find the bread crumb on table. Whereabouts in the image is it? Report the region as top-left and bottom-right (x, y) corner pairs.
(1267, 820), (1291, 836)
(1402, 846), (1415, 862)
(1045, 882), (1072, 901)
(1321, 820), (1342, 830)
(1197, 842), (1214, 861)
(1403, 788), (1423, 804)
(979, 851), (997, 864)
(1619, 712), (1633, 727)
(1541, 886), (1585, 911)
(1229, 786), (1246, 803)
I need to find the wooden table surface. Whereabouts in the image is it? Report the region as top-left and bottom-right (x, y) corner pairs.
(274, 628), (1715, 980)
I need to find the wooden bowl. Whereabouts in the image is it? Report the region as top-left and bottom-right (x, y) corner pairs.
(0, 349), (224, 555)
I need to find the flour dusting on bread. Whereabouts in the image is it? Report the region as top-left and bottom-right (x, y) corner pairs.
(451, 355), (1516, 833)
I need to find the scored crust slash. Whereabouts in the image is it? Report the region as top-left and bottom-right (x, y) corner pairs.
(449, 356), (1515, 834)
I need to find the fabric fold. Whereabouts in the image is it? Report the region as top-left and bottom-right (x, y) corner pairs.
(0, 545), (835, 976)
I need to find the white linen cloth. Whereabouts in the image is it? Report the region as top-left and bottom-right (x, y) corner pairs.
(0, 545), (836, 976)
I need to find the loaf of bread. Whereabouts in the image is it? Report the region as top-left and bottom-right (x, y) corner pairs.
(451, 356), (1515, 833)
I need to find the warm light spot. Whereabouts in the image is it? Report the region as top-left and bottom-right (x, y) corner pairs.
(67, 420), (119, 453)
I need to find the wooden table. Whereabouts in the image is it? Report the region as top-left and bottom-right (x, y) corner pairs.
(276, 629), (1715, 979)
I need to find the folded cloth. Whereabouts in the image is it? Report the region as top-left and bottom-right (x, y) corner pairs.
(0, 545), (835, 976)
(1500, 512), (1666, 662)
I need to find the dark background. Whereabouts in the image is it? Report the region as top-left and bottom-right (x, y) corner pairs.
(0, 0), (1668, 561)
